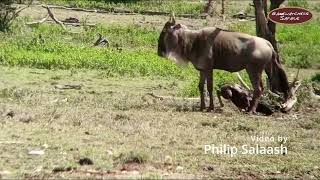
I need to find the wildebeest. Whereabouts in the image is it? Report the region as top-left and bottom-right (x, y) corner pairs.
(217, 84), (273, 116)
(157, 15), (289, 113)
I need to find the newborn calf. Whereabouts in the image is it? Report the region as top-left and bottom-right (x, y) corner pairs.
(217, 84), (273, 116)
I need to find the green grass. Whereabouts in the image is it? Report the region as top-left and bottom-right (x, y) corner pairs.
(287, 0), (309, 8)
(230, 19), (320, 69)
(39, 0), (204, 15)
(0, 19), (247, 97)
(278, 22), (320, 69)
(1, 17), (319, 97)
(0, 21), (195, 79)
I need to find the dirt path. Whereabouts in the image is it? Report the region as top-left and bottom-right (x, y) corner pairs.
(20, 5), (236, 30)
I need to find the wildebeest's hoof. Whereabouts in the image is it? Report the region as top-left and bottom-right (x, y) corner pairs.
(206, 107), (214, 112)
(247, 110), (257, 115)
(200, 106), (206, 112)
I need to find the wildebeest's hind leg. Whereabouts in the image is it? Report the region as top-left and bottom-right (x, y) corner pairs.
(199, 71), (206, 111)
(206, 70), (214, 111)
(246, 65), (264, 114)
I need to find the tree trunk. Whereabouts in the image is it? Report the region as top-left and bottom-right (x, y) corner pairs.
(253, 0), (284, 54)
(203, 0), (215, 15)
(253, 0), (269, 38)
(267, 0), (285, 53)
(221, 0), (225, 15)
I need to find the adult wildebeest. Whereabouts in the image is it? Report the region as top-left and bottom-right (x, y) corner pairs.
(157, 15), (289, 113)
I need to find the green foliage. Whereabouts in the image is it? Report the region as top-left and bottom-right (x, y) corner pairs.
(0, 0), (18, 32)
(229, 20), (320, 69)
(40, 0), (203, 15)
(311, 73), (320, 83)
(229, 21), (256, 35)
(278, 21), (320, 69)
(313, 3), (320, 12)
(0, 22), (195, 79)
(287, 0), (308, 8)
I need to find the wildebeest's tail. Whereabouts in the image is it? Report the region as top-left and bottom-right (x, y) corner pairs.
(265, 49), (290, 99)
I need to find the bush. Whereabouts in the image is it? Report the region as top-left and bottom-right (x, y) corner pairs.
(287, 0), (308, 8)
(311, 73), (320, 83)
(0, 0), (31, 32)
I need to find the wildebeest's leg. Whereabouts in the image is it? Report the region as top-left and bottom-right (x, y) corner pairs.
(246, 65), (264, 113)
(206, 70), (214, 111)
(199, 71), (206, 111)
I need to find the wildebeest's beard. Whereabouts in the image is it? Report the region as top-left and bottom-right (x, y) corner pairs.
(157, 31), (166, 57)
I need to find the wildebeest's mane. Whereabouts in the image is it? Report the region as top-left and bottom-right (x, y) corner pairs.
(216, 27), (234, 32)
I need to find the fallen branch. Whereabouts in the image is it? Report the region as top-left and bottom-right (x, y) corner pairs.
(45, 20), (96, 27)
(281, 80), (301, 112)
(146, 93), (199, 101)
(54, 84), (82, 90)
(235, 72), (251, 90)
(42, 5), (66, 30)
(0, 141), (24, 144)
(26, 14), (49, 25)
(232, 11), (255, 19)
(40, 5), (101, 13)
(280, 69), (301, 112)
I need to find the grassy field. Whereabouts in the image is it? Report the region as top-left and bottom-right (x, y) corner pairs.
(0, 15), (319, 91)
(0, 0), (320, 179)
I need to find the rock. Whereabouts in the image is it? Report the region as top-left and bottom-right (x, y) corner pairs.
(164, 155), (173, 165)
(176, 166), (184, 172)
(78, 157), (94, 165)
(28, 150), (45, 156)
(107, 150), (113, 156)
(42, 144), (49, 149)
(3, 110), (14, 118)
(130, 170), (139, 175)
(19, 114), (34, 123)
(203, 165), (214, 171)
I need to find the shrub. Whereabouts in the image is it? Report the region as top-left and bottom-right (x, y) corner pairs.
(311, 73), (320, 83)
(0, 0), (31, 32)
(287, 0), (308, 8)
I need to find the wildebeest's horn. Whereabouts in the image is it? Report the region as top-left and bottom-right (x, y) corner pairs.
(170, 12), (175, 24)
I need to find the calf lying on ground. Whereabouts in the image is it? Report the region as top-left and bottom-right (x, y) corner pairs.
(217, 84), (273, 116)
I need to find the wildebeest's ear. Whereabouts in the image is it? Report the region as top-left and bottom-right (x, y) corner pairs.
(169, 12), (175, 24)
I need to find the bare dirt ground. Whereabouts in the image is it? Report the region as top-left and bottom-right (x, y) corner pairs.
(20, 4), (237, 30)
(0, 65), (319, 179)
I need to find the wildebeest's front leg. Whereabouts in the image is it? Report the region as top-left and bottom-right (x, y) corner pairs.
(199, 71), (206, 111)
(206, 70), (214, 111)
(246, 65), (264, 114)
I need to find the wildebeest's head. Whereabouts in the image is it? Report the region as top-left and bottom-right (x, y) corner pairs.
(157, 14), (187, 65)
